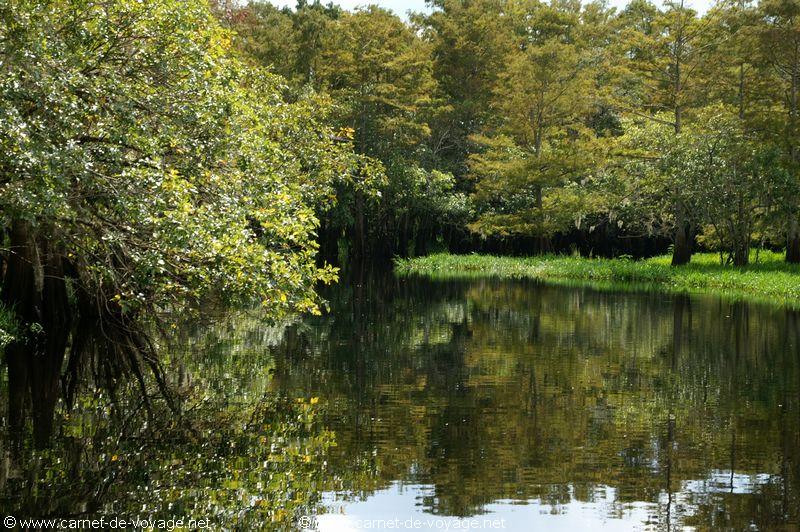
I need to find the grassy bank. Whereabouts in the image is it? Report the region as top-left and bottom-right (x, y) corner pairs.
(395, 250), (800, 306)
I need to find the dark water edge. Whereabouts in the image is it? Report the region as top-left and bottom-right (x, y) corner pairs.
(1, 274), (799, 530)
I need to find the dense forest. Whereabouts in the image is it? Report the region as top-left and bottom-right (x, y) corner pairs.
(215, 0), (800, 268)
(1, 0), (799, 442)
(2, 1), (800, 527)
(2, 0), (799, 328)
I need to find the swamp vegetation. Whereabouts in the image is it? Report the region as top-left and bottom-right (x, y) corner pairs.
(1, 0), (800, 529)
(395, 250), (800, 305)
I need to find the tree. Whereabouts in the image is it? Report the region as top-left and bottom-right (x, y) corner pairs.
(686, 108), (782, 266)
(0, 0), (348, 445)
(418, 0), (514, 178)
(224, 2), (299, 80)
(610, 116), (700, 258)
(615, 106), (785, 266)
(468, 2), (602, 249)
(314, 6), (447, 260)
(317, 6), (436, 161)
(705, 0), (763, 122)
(617, 0), (722, 264)
(219, 1), (342, 85)
(758, 0), (800, 262)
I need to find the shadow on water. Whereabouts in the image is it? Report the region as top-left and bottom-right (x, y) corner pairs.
(1, 271), (799, 530)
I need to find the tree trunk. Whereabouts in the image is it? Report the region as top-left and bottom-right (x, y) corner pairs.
(531, 124), (550, 255)
(787, 218), (800, 264)
(535, 185), (549, 254)
(732, 196), (750, 267)
(733, 241), (749, 267)
(671, 207), (693, 266)
(1, 221), (72, 449)
(738, 62), (746, 121)
(783, 43), (798, 264)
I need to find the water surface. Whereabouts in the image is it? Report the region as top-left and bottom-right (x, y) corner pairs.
(272, 276), (800, 530)
(2, 276), (799, 530)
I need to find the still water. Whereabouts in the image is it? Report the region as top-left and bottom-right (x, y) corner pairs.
(276, 276), (800, 531)
(2, 276), (799, 530)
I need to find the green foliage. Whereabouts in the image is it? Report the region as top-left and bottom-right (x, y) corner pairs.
(317, 6), (436, 158)
(416, 0), (514, 176)
(222, 0), (800, 265)
(0, 302), (17, 348)
(465, 1), (613, 242)
(2, 0), (800, 339)
(0, 0), (353, 318)
(224, 2), (473, 260)
(468, 134), (596, 239)
(611, 106), (792, 263)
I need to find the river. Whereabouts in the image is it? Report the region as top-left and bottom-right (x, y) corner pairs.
(1, 275), (799, 530)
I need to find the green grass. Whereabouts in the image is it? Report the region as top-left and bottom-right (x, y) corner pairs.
(394, 250), (800, 307)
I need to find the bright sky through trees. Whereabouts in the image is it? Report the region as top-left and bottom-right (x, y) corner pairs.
(270, 0), (716, 19)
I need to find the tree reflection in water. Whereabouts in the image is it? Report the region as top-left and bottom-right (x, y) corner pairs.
(1, 276), (798, 530)
(273, 276), (800, 530)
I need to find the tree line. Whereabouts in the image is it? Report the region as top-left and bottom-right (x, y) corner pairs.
(1, 0), (799, 444)
(219, 0), (800, 267)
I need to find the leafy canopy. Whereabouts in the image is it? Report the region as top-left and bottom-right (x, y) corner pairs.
(0, 0), (355, 319)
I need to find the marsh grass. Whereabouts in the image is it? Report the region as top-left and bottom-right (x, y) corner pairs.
(395, 250), (800, 306)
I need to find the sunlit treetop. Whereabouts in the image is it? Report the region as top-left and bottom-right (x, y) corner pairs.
(0, 0), (367, 319)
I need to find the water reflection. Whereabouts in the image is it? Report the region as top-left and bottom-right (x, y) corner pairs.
(318, 483), (658, 531)
(1, 276), (799, 530)
(269, 276), (800, 530)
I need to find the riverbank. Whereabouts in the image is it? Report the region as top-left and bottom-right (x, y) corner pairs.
(394, 251), (800, 306)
